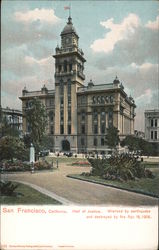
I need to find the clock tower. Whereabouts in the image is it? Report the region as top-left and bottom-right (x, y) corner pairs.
(53, 15), (86, 152)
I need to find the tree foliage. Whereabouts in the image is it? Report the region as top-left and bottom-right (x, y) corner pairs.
(0, 136), (29, 161)
(105, 126), (120, 149)
(121, 135), (154, 156)
(25, 98), (48, 151)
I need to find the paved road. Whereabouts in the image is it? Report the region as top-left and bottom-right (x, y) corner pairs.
(4, 163), (158, 206)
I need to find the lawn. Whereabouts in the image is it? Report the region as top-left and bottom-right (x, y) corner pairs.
(46, 156), (85, 164)
(0, 182), (62, 205)
(68, 168), (159, 198)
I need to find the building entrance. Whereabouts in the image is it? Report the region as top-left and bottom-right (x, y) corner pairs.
(62, 140), (70, 151)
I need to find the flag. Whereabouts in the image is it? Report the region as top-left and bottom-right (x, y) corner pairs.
(64, 6), (70, 10)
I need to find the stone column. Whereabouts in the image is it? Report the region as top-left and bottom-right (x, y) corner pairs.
(64, 84), (68, 134)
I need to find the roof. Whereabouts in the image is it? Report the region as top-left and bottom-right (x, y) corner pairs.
(77, 83), (116, 93)
(61, 16), (78, 37)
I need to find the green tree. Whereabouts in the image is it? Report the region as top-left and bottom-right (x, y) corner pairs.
(121, 135), (154, 156)
(25, 98), (48, 152)
(121, 135), (140, 152)
(0, 136), (29, 161)
(105, 126), (120, 151)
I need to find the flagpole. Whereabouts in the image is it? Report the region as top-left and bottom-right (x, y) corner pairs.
(69, 3), (71, 17)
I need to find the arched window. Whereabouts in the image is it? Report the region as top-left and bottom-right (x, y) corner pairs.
(100, 110), (106, 134)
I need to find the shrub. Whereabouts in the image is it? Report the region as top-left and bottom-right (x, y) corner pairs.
(88, 155), (154, 182)
(0, 181), (19, 196)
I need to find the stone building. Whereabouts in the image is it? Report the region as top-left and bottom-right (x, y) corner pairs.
(20, 16), (136, 154)
(145, 109), (159, 143)
(1, 107), (23, 135)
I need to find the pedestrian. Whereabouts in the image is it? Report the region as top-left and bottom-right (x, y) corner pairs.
(56, 159), (58, 168)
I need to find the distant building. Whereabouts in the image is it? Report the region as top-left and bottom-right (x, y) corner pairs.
(19, 15), (136, 154)
(1, 107), (23, 134)
(145, 109), (159, 154)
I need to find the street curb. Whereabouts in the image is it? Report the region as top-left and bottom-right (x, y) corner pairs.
(67, 175), (159, 199)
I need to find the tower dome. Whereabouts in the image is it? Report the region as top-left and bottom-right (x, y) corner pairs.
(61, 16), (79, 37)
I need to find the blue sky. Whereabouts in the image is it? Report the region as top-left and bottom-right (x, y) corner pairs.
(1, 0), (159, 131)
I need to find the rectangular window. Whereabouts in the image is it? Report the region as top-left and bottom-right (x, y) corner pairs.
(101, 124), (105, 134)
(60, 97), (63, 105)
(151, 131), (153, 139)
(60, 110), (64, 122)
(68, 110), (71, 121)
(151, 119), (153, 127)
(58, 65), (62, 72)
(154, 131), (157, 140)
(81, 138), (85, 146)
(50, 125), (54, 135)
(94, 138), (97, 146)
(155, 119), (157, 127)
(81, 125), (85, 134)
(94, 125), (98, 134)
(50, 99), (54, 106)
(68, 125), (71, 135)
(69, 64), (72, 72)
(101, 138), (104, 146)
(60, 125), (64, 134)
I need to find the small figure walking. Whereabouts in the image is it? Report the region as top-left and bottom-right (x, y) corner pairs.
(56, 159), (59, 169)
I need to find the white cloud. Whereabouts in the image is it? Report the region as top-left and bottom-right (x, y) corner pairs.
(145, 16), (159, 30)
(14, 8), (60, 24)
(135, 88), (153, 105)
(24, 55), (51, 66)
(90, 13), (140, 53)
(131, 62), (157, 71)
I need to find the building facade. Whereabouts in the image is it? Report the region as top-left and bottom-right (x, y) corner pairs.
(145, 109), (159, 143)
(1, 107), (23, 135)
(20, 16), (136, 154)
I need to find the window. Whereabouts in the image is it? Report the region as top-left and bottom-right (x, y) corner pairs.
(60, 81), (64, 95)
(81, 138), (85, 146)
(58, 65), (62, 73)
(101, 124), (105, 134)
(108, 110), (113, 127)
(68, 109), (71, 121)
(101, 138), (105, 146)
(49, 111), (53, 122)
(64, 60), (67, 72)
(49, 99), (54, 106)
(151, 119), (153, 127)
(68, 125), (71, 134)
(60, 110), (64, 122)
(81, 96), (86, 104)
(93, 110), (98, 121)
(155, 119), (157, 127)
(81, 111), (85, 121)
(101, 111), (105, 121)
(60, 97), (63, 105)
(68, 82), (71, 95)
(94, 125), (98, 134)
(81, 125), (85, 134)
(69, 64), (72, 72)
(50, 125), (54, 135)
(151, 131), (153, 139)
(155, 131), (157, 140)
(60, 125), (64, 134)
(94, 138), (98, 146)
